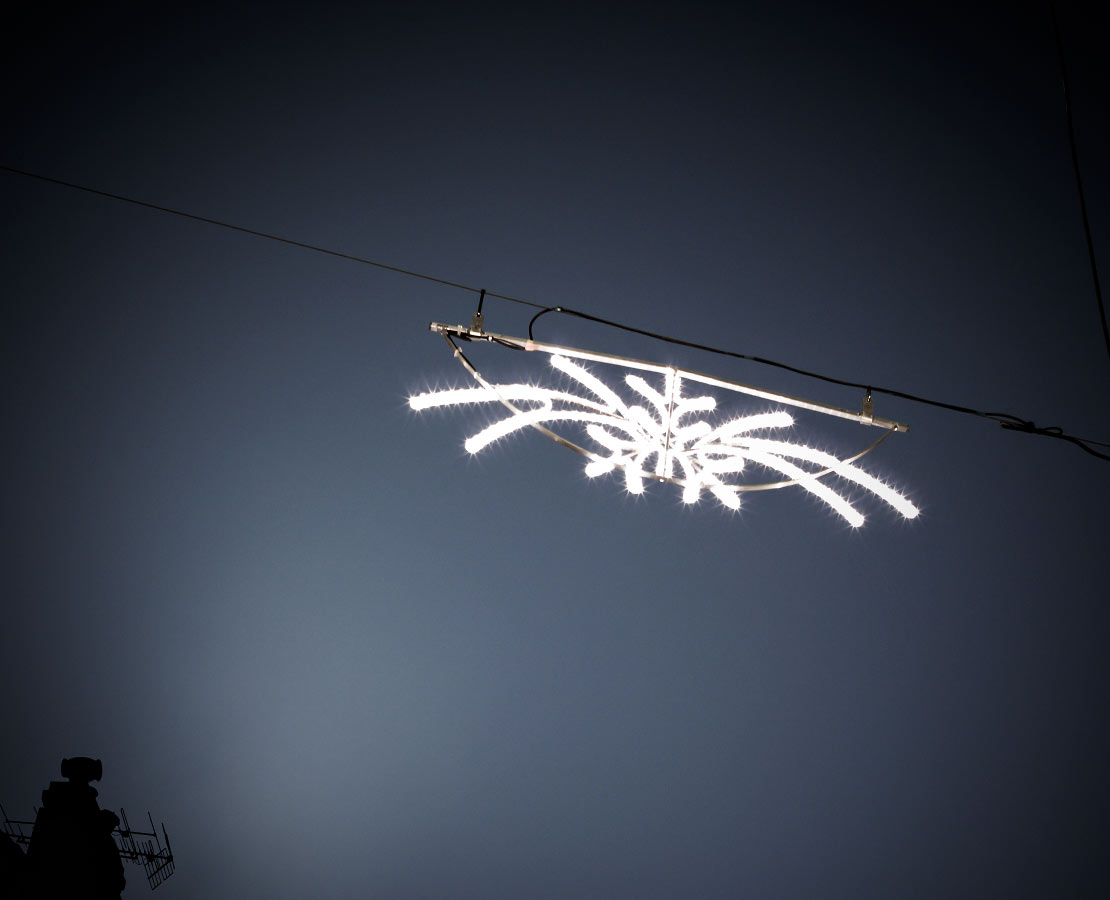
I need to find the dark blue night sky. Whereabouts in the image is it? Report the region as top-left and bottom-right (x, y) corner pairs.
(2, 3), (1108, 898)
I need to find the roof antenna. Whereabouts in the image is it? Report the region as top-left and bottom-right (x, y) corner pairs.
(2, 757), (175, 893)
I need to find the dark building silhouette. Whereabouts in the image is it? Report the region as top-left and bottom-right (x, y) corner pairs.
(3, 758), (174, 897)
(1, 830), (29, 896)
(23, 757), (125, 900)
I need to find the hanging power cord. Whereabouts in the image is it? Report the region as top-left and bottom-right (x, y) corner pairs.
(3, 163), (1107, 461)
(1050, 2), (1109, 364)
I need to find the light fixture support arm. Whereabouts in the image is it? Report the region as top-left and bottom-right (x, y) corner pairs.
(426, 322), (909, 433)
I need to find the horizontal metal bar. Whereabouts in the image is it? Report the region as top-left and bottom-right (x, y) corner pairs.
(427, 323), (909, 432)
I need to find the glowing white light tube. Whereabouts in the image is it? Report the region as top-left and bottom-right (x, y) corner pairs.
(740, 448), (867, 527)
(411, 324), (919, 524)
(735, 437), (920, 519)
(465, 409), (638, 454)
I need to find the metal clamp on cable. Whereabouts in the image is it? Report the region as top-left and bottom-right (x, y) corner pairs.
(470, 288), (486, 334)
(862, 389), (874, 425)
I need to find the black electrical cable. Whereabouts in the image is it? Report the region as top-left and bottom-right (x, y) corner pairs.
(0, 164), (548, 310)
(529, 305), (1110, 461)
(3, 163), (1107, 460)
(1050, 2), (1110, 365)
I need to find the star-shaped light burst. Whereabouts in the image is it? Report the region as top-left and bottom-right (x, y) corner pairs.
(410, 325), (919, 526)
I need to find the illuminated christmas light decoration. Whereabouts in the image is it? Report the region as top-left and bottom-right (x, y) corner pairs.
(411, 323), (919, 526)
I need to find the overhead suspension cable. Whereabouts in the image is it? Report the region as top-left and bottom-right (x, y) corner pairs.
(0, 165), (547, 310)
(3, 163), (1107, 461)
(526, 307), (1110, 461)
(1050, 1), (1109, 364)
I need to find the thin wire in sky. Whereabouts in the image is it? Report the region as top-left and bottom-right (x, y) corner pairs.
(1050, 1), (1109, 364)
(0, 165), (547, 310)
(2, 163), (1107, 461)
